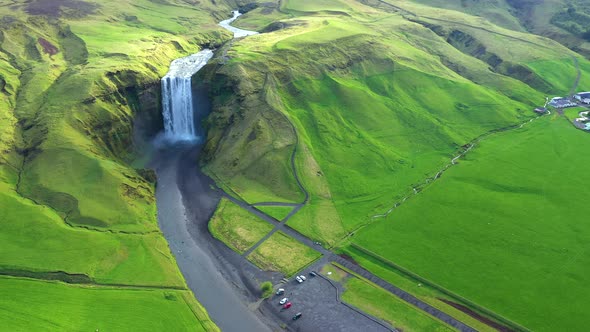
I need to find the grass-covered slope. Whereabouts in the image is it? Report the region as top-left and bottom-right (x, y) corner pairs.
(202, 0), (590, 329)
(353, 115), (590, 331)
(0, 276), (217, 332)
(204, 0), (587, 246)
(407, 0), (590, 57)
(0, 0), (255, 329)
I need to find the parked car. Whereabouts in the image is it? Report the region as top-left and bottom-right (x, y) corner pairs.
(309, 271), (317, 277)
(283, 302), (292, 309)
(293, 312), (302, 320)
(279, 297), (288, 305)
(295, 276), (303, 283)
(299, 275), (306, 281)
(276, 288), (285, 295)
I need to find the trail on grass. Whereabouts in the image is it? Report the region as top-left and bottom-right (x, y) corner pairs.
(365, 54), (582, 220)
(569, 56), (581, 97)
(0, 269), (186, 290)
(225, 107), (483, 332)
(369, 115), (543, 221)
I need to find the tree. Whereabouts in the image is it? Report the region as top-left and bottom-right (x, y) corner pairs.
(260, 281), (273, 299)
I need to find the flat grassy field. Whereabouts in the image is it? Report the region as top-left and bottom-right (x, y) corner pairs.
(255, 205), (294, 221)
(209, 198), (274, 253)
(341, 246), (498, 332)
(353, 115), (590, 331)
(342, 277), (454, 332)
(0, 185), (186, 287)
(0, 277), (217, 332)
(247, 232), (321, 276)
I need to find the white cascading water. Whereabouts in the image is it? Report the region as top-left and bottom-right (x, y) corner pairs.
(161, 49), (214, 141)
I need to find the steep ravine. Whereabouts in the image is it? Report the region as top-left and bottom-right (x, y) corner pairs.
(149, 11), (275, 332)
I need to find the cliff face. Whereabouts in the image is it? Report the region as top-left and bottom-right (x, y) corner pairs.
(0, 2), (234, 231)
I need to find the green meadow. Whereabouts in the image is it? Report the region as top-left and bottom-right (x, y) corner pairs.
(211, 0), (583, 244)
(209, 198), (274, 253)
(3, 0), (590, 330)
(247, 231), (321, 276)
(0, 276), (217, 332)
(204, 0), (590, 329)
(342, 276), (454, 332)
(340, 246), (499, 332)
(0, 0), (244, 329)
(353, 115), (590, 331)
(255, 205), (294, 221)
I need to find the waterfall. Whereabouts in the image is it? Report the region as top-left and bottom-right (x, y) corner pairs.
(161, 49), (214, 141)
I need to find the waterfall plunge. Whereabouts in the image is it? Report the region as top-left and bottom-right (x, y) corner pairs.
(161, 49), (214, 141)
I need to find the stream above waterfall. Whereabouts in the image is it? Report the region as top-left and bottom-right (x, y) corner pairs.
(219, 10), (259, 38)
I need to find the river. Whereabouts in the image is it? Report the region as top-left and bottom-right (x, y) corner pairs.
(151, 11), (269, 332)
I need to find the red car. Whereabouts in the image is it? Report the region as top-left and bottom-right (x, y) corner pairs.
(283, 302), (292, 309)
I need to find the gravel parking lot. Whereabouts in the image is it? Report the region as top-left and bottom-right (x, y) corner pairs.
(264, 273), (392, 332)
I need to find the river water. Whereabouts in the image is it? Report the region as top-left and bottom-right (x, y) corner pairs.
(219, 11), (259, 38)
(153, 11), (269, 332)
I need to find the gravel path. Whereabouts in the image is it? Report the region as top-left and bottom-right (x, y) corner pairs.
(569, 56), (581, 97)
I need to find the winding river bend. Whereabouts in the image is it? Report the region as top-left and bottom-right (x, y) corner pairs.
(152, 12), (269, 332)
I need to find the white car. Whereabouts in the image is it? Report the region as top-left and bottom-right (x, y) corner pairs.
(299, 275), (306, 281)
(295, 276), (303, 283)
(276, 288), (285, 295)
(279, 297), (288, 305)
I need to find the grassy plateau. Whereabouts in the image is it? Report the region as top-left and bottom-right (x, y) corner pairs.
(209, 198), (274, 253)
(247, 231), (321, 276)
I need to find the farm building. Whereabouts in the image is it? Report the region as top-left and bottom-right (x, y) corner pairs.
(534, 107), (547, 114)
(549, 97), (577, 108)
(574, 92), (590, 104)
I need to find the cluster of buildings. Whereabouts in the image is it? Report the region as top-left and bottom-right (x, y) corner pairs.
(575, 110), (590, 131)
(539, 92), (590, 131)
(548, 91), (590, 108)
(574, 92), (590, 104)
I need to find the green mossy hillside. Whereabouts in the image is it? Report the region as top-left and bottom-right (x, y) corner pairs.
(204, 0), (586, 246)
(0, 0), (255, 330)
(408, 0), (590, 57)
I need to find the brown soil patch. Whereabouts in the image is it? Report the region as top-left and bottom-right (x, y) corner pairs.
(438, 298), (514, 332)
(38, 38), (59, 55)
(26, 0), (98, 18)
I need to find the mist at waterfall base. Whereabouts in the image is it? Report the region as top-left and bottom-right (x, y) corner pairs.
(156, 49), (214, 146)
